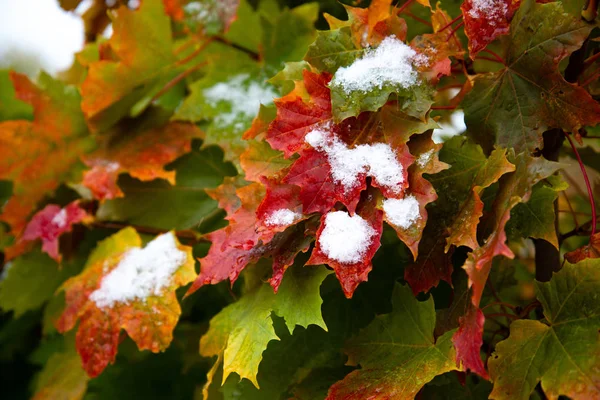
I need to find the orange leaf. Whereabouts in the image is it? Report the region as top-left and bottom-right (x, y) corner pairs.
(56, 228), (196, 377)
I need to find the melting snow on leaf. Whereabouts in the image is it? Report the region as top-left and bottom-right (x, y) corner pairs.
(203, 74), (277, 131)
(90, 232), (187, 308)
(467, 0), (508, 19)
(383, 195), (420, 229)
(330, 36), (424, 94)
(318, 211), (377, 264)
(305, 127), (405, 194)
(264, 208), (301, 226)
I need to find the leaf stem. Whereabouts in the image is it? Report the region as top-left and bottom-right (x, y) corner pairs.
(474, 56), (505, 64)
(150, 62), (207, 103)
(481, 301), (517, 311)
(404, 11), (433, 27)
(481, 48), (505, 64)
(564, 132), (597, 237)
(91, 221), (209, 244)
(395, 0), (415, 15)
(437, 13), (463, 33)
(485, 312), (519, 320)
(445, 21), (464, 42)
(561, 191), (579, 229)
(583, 51), (600, 68)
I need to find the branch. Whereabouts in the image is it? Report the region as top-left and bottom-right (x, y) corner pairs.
(91, 221), (210, 244)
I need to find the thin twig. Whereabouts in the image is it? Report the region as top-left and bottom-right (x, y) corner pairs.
(437, 13), (463, 33)
(564, 132), (597, 237)
(481, 48), (505, 64)
(91, 221), (209, 244)
(445, 21), (464, 42)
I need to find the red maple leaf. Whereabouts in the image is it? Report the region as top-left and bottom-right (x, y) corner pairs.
(452, 305), (489, 379)
(22, 201), (90, 262)
(306, 189), (383, 298)
(461, 0), (520, 55)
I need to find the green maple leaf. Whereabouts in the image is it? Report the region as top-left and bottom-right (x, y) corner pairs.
(305, 27), (363, 74)
(489, 259), (600, 399)
(200, 264), (330, 389)
(97, 143), (236, 231)
(81, 0), (185, 131)
(327, 283), (458, 400)
(506, 174), (568, 248)
(31, 334), (89, 400)
(0, 249), (79, 317)
(0, 70), (32, 122)
(463, 0), (600, 153)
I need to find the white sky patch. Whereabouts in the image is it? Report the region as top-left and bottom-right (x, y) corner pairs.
(0, 0), (84, 76)
(0, 262), (13, 283)
(265, 209), (301, 227)
(468, 0), (508, 19)
(90, 233), (187, 308)
(204, 74), (277, 131)
(417, 150), (435, 168)
(306, 127), (405, 194)
(330, 36), (422, 94)
(51, 208), (68, 229)
(318, 211), (377, 264)
(383, 195), (420, 229)
(432, 110), (466, 143)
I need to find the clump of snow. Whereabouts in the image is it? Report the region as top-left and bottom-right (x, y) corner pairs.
(330, 36), (423, 94)
(318, 211), (377, 264)
(203, 74), (277, 131)
(265, 209), (301, 227)
(51, 208), (68, 229)
(383, 195), (420, 229)
(0, 262), (13, 282)
(306, 127), (405, 193)
(467, 0), (507, 19)
(90, 233), (187, 308)
(417, 150), (434, 168)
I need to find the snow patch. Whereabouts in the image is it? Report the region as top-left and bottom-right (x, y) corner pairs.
(265, 209), (301, 227)
(203, 74), (277, 132)
(467, 0), (508, 19)
(51, 208), (68, 229)
(90, 233), (187, 308)
(318, 211), (377, 264)
(330, 36), (423, 94)
(306, 127), (405, 193)
(383, 195), (420, 229)
(417, 150), (434, 168)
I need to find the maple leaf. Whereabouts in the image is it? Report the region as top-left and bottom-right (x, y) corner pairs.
(565, 232), (600, 263)
(404, 137), (513, 295)
(266, 70), (332, 158)
(451, 306), (489, 379)
(489, 259), (600, 399)
(56, 228), (196, 377)
(463, 153), (562, 308)
(187, 181), (313, 295)
(96, 143), (236, 230)
(0, 72), (94, 259)
(22, 201), (90, 262)
(200, 265), (330, 391)
(445, 147), (515, 251)
(463, 0), (600, 153)
(506, 175), (568, 248)
(383, 132), (449, 259)
(307, 188), (383, 298)
(80, 0), (192, 131)
(82, 121), (202, 200)
(326, 283), (458, 399)
(31, 334), (89, 400)
(461, 0), (519, 55)
(454, 153), (561, 379)
(167, 0), (240, 35)
(239, 140), (291, 182)
(0, 249), (79, 317)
